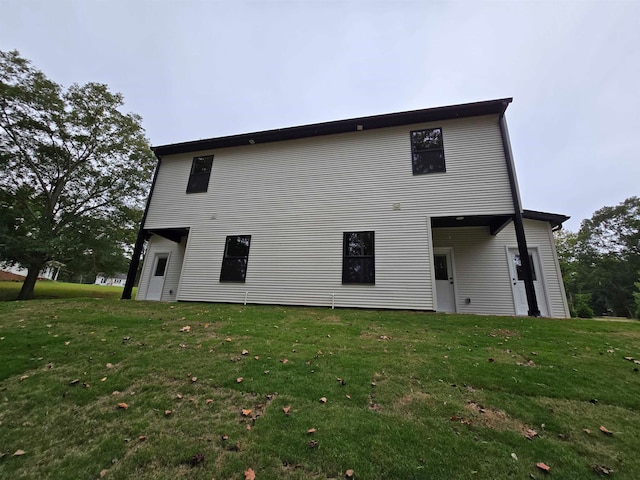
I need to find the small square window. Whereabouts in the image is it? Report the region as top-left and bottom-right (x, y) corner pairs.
(342, 231), (375, 284)
(410, 128), (445, 175)
(187, 155), (214, 193)
(220, 235), (251, 282)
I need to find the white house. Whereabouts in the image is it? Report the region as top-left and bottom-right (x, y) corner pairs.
(1, 261), (63, 281)
(123, 98), (570, 318)
(95, 273), (127, 287)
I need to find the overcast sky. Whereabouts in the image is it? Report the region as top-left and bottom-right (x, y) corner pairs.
(1, 0), (638, 231)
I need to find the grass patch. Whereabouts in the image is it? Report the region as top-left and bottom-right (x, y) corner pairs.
(1, 298), (639, 479)
(0, 280), (134, 301)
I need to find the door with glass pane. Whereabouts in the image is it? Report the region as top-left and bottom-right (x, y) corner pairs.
(434, 248), (456, 312)
(146, 253), (169, 301)
(508, 248), (548, 316)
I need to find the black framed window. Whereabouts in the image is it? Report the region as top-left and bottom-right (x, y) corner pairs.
(410, 128), (445, 175)
(342, 231), (375, 284)
(186, 155), (214, 193)
(220, 235), (251, 282)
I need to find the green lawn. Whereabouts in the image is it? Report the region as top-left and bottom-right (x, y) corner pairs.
(0, 280), (133, 301)
(1, 289), (639, 479)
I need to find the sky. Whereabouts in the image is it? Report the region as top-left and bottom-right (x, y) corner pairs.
(1, 0), (638, 231)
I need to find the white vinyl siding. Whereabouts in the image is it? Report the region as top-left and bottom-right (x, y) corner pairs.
(144, 115), (513, 231)
(177, 213), (433, 309)
(432, 220), (569, 318)
(136, 235), (186, 302)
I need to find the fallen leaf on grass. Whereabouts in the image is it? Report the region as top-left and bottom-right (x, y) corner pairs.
(319, 397), (327, 403)
(254, 355), (260, 360)
(225, 337), (232, 342)
(592, 464), (614, 475)
(19, 375), (29, 381)
(307, 428), (317, 434)
(308, 440), (319, 448)
(221, 434), (229, 441)
(190, 376), (197, 383)
(164, 410), (172, 416)
(244, 468), (256, 480)
(179, 326), (191, 332)
(106, 363), (113, 369)
(624, 356), (634, 362)
(190, 453), (205, 466)
(117, 403), (129, 410)
(511, 453), (518, 461)
(100, 469), (108, 477)
(450, 416), (471, 425)
(13, 449), (26, 456)
(101, 377), (107, 382)
(246, 424), (252, 430)
(584, 428), (591, 434)
(599, 425), (614, 436)
(138, 435), (147, 441)
(69, 379), (80, 385)
(524, 428), (538, 440)
(536, 462), (550, 473)
(345, 469), (354, 478)
(206, 399), (213, 404)
(237, 377), (244, 383)
(280, 358), (289, 364)
(242, 409), (252, 417)
(283, 406), (291, 415)
(241, 349), (249, 355)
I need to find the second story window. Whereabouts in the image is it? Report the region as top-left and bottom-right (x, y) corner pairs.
(410, 128), (445, 175)
(186, 155), (214, 193)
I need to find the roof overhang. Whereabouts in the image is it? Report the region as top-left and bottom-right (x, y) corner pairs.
(432, 209), (569, 234)
(145, 228), (189, 243)
(522, 209), (570, 230)
(152, 98), (513, 157)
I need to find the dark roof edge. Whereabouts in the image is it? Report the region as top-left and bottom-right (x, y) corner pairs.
(523, 209), (570, 228)
(153, 98), (513, 157)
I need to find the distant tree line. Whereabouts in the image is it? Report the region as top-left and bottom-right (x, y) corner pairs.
(555, 196), (640, 318)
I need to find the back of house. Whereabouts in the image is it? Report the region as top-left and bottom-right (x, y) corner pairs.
(127, 98), (570, 318)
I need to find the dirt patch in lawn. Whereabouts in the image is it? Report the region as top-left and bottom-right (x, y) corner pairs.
(488, 329), (521, 339)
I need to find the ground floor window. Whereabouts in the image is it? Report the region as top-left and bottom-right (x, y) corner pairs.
(342, 231), (375, 284)
(220, 235), (251, 282)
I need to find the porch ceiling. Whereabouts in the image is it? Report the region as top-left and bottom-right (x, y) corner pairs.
(431, 215), (513, 235)
(431, 209), (570, 234)
(145, 228), (189, 243)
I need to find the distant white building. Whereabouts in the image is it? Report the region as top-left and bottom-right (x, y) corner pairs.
(0, 261), (63, 281)
(95, 273), (127, 287)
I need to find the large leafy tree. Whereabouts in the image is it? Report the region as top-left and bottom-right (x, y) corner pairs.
(0, 50), (155, 299)
(557, 197), (640, 317)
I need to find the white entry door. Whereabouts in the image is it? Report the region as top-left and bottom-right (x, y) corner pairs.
(508, 248), (548, 316)
(434, 249), (456, 312)
(146, 253), (169, 301)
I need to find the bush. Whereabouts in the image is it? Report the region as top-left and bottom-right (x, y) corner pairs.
(574, 293), (594, 318)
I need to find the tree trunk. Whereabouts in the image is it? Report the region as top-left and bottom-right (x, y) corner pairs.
(17, 264), (43, 300)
